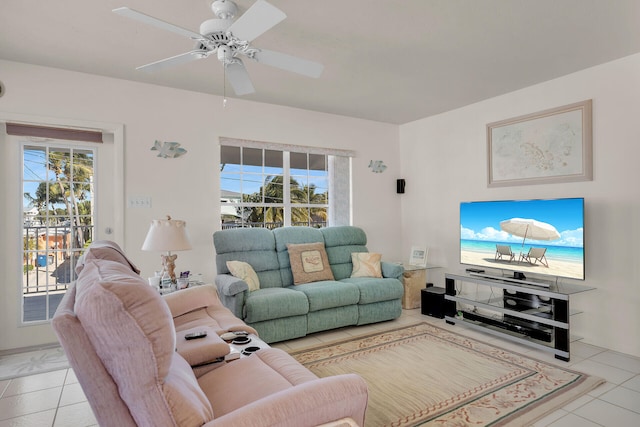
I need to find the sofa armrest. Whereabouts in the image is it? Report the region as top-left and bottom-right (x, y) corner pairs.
(175, 327), (230, 368)
(214, 274), (248, 319)
(163, 284), (221, 318)
(381, 261), (404, 280)
(165, 282), (256, 337)
(215, 274), (248, 296)
(204, 374), (368, 427)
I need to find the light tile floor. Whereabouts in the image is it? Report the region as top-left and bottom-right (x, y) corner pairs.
(1, 309), (639, 426)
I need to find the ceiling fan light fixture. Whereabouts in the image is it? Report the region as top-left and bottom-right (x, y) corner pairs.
(217, 45), (233, 63)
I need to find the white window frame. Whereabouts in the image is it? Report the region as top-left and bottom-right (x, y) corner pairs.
(220, 137), (354, 228)
(21, 141), (98, 322)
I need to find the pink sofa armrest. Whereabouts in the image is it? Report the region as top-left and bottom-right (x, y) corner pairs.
(165, 284), (258, 336)
(163, 285), (220, 318)
(175, 327), (230, 366)
(204, 374), (368, 427)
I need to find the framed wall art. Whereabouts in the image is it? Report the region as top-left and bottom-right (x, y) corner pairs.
(487, 99), (592, 187)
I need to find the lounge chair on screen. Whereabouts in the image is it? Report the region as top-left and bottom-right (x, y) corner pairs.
(520, 247), (549, 267)
(495, 244), (515, 262)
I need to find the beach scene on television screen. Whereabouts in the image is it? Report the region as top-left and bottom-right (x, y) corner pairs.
(460, 198), (584, 280)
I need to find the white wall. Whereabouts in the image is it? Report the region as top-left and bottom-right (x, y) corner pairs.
(399, 53), (640, 358)
(4, 54), (638, 357)
(0, 60), (402, 351)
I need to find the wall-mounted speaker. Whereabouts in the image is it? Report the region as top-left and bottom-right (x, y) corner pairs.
(396, 179), (406, 194)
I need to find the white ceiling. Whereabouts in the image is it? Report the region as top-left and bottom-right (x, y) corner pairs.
(1, 0), (640, 124)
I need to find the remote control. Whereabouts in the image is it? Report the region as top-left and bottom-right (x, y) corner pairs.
(185, 331), (207, 340)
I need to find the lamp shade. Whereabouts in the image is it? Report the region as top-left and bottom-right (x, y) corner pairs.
(141, 216), (192, 252)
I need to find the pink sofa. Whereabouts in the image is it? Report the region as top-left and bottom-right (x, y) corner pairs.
(52, 241), (368, 426)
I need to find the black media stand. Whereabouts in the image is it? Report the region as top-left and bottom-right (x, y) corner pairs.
(444, 272), (594, 361)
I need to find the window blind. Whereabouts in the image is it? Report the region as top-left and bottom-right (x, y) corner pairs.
(6, 123), (103, 143)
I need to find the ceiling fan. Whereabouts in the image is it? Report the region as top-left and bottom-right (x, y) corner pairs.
(113, 0), (324, 96)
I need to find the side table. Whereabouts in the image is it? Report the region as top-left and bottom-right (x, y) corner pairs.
(401, 265), (426, 309)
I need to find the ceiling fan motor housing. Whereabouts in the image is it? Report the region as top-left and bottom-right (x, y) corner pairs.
(199, 18), (231, 37)
(198, 18), (232, 53)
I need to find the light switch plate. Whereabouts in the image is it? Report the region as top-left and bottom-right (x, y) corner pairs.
(128, 196), (151, 208)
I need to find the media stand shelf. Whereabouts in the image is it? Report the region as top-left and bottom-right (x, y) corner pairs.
(444, 272), (594, 361)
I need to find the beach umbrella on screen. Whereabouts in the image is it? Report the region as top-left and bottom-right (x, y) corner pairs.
(499, 218), (560, 252)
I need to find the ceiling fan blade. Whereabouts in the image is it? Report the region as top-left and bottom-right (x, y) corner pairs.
(225, 60), (255, 96)
(252, 49), (324, 78)
(227, 0), (286, 42)
(136, 51), (205, 72)
(113, 7), (203, 40)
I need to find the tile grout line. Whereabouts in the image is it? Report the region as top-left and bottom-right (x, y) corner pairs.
(50, 369), (71, 427)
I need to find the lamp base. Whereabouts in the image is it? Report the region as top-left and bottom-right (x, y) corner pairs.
(161, 253), (178, 283)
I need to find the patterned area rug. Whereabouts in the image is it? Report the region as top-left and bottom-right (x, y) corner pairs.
(0, 346), (69, 381)
(290, 322), (604, 427)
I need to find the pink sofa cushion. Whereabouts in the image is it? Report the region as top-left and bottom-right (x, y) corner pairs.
(199, 348), (319, 416)
(75, 240), (140, 274)
(75, 260), (214, 426)
(163, 354), (216, 425)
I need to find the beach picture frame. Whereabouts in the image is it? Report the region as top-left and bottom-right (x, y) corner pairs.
(409, 246), (428, 267)
(487, 100), (592, 187)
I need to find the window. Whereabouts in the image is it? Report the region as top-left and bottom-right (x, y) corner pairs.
(22, 143), (96, 321)
(220, 139), (353, 229)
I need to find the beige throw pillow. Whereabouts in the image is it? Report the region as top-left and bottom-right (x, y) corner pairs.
(287, 242), (335, 285)
(351, 252), (383, 278)
(226, 261), (260, 292)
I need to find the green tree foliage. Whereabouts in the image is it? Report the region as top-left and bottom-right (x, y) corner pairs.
(24, 149), (94, 247)
(241, 175), (328, 227)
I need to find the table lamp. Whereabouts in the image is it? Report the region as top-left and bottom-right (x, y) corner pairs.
(141, 215), (192, 283)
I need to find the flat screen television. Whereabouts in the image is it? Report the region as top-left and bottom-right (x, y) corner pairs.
(460, 198), (585, 281)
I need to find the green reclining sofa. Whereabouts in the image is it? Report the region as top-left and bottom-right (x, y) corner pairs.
(213, 226), (404, 343)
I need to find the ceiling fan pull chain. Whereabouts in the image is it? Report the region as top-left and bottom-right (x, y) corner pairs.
(223, 63), (228, 108)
